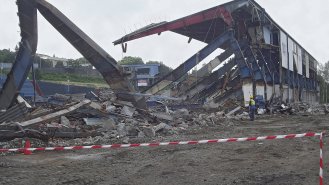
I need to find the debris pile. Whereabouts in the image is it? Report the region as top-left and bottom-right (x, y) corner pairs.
(269, 102), (328, 115)
(0, 90), (326, 151)
(0, 91), (232, 148)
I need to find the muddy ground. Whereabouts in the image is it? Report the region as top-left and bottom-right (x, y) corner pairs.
(0, 114), (328, 185)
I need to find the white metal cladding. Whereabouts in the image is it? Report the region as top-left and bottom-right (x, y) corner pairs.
(256, 84), (265, 97)
(242, 82), (253, 107)
(282, 86), (288, 102)
(289, 88), (293, 101)
(274, 85), (280, 98)
(288, 37), (294, 71)
(266, 85), (273, 101)
(280, 31), (288, 69)
(297, 46), (303, 75)
(293, 44), (297, 68)
(305, 54), (310, 78)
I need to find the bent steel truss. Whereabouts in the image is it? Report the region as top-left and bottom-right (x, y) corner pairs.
(0, 0), (38, 110)
(0, 0), (145, 110)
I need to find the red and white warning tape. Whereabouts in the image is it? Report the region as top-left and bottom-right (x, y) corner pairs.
(0, 132), (321, 153)
(319, 132), (324, 185)
(0, 131), (324, 185)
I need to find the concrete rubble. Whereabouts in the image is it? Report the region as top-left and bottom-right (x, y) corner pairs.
(0, 89), (327, 149)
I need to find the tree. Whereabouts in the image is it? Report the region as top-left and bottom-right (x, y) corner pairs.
(118, 56), (144, 65)
(75, 57), (88, 64)
(40, 59), (54, 68)
(318, 61), (329, 103)
(55, 61), (64, 68)
(34, 69), (42, 80)
(0, 49), (16, 63)
(68, 59), (79, 67)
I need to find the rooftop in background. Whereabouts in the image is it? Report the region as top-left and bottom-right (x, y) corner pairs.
(37, 53), (68, 62)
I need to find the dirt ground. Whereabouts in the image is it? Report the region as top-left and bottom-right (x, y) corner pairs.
(0, 114), (328, 185)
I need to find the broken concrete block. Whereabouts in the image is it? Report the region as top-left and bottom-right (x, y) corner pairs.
(60, 116), (70, 126)
(121, 106), (135, 117)
(125, 126), (139, 136)
(70, 94), (87, 102)
(257, 108), (266, 115)
(105, 105), (116, 113)
(141, 126), (155, 137)
(151, 112), (173, 121)
(226, 106), (241, 116)
(47, 123), (60, 128)
(154, 122), (172, 133)
(53, 93), (71, 102)
(122, 137), (130, 144)
(180, 123), (189, 129)
(89, 102), (102, 111)
(117, 123), (127, 137)
(209, 113), (216, 118)
(307, 108), (312, 113)
(175, 108), (189, 115)
(83, 118), (117, 130)
(138, 131), (146, 138)
(216, 111), (225, 117)
(174, 118), (184, 125)
(198, 114), (206, 120)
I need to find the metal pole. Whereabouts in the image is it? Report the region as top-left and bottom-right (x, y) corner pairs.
(67, 79), (70, 93)
(325, 82), (328, 104)
(273, 73), (275, 97)
(31, 62), (36, 106)
(322, 81), (324, 103)
(0, 63), (3, 80)
(195, 52), (199, 83)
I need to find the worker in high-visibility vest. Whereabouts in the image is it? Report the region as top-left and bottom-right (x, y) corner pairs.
(249, 95), (256, 121)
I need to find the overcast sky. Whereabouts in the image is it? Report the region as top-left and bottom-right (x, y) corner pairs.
(0, 0), (328, 68)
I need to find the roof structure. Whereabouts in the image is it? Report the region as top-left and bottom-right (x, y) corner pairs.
(113, 0), (246, 45)
(113, 0), (317, 61)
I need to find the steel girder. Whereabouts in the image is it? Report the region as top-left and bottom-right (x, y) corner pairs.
(143, 30), (236, 95)
(0, 0), (38, 110)
(183, 39), (249, 100)
(192, 69), (238, 102)
(194, 49), (233, 80)
(256, 49), (274, 83)
(0, 0), (146, 110)
(213, 76), (242, 103)
(36, 0), (146, 108)
(244, 46), (263, 81)
(186, 59), (237, 99)
(229, 39), (251, 79)
(181, 50), (234, 97)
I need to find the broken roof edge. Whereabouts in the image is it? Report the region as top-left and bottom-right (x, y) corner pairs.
(113, 0), (249, 45)
(113, 0), (319, 64)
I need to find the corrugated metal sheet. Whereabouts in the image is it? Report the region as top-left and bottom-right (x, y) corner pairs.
(288, 38), (294, 71)
(297, 47), (303, 75)
(0, 103), (29, 123)
(280, 31), (288, 69)
(305, 54), (310, 78)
